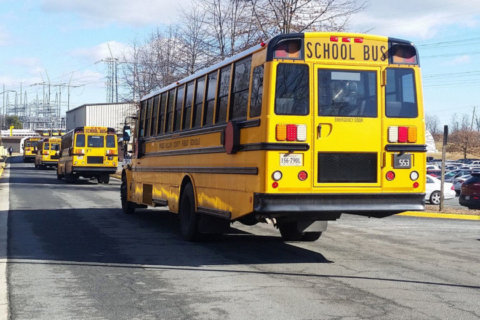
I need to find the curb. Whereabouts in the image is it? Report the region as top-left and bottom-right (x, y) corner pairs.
(399, 211), (480, 221)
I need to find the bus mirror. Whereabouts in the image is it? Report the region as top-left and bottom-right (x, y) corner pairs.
(123, 125), (131, 142)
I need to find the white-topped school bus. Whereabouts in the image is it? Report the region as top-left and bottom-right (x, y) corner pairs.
(57, 126), (118, 183)
(121, 32), (426, 241)
(34, 137), (61, 168)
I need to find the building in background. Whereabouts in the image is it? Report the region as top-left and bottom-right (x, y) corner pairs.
(66, 102), (137, 133)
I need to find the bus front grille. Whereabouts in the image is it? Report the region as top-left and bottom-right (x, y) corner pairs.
(318, 153), (377, 183)
(87, 156), (104, 164)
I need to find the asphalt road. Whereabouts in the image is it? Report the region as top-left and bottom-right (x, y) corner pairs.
(4, 157), (480, 319)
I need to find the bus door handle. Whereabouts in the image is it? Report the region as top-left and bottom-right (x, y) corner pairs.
(317, 124), (322, 138)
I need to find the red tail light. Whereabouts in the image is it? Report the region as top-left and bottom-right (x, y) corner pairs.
(398, 127), (408, 143)
(286, 125), (297, 141)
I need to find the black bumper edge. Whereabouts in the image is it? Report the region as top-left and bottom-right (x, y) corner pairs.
(73, 167), (117, 174)
(253, 193), (425, 219)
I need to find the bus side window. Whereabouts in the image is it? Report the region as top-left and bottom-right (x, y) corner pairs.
(183, 82), (194, 130)
(230, 56), (252, 121)
(146, 98), (153, 137)
(203, 71), (218, 126)
(192, 77), (205, 128)
(140, 100), (147, 137)
(165, 89), (176, 133)
(250, 65), (264, 118)
(216, 65), (231, 124)
(151, 95), (159, 136)
(158, 92), (167, 135)
(174, 85), (185, 132)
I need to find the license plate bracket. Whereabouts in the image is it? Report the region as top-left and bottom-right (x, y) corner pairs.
(393, 153), (412, 169)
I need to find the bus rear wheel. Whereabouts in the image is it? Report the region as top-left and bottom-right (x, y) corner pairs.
(278, 222), (322, 242)
(179, 183), (200, 241)
(98, 174), (110, 184)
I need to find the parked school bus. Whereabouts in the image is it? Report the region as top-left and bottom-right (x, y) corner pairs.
(23, 137), (42, 162)
(34, 137), (61, 168)
(121, 32), (426, 241)
(57, 126), (118, 183)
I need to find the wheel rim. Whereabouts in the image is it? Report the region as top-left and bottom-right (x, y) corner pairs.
(431, 191), (441, 204)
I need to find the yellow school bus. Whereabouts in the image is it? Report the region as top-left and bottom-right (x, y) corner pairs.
(121, 32), (426, 241)
(23, 137), (42, 162)
(34, 137), (61, 168)
(57, 126), (118, 183)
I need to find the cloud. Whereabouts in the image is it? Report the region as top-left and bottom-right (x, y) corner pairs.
(446, 55), (471, 66)
(349, 0), (480, 39)
(0, 26), (10, 46)
(71, 41), (132, 62)
(40, 0), (181, 26)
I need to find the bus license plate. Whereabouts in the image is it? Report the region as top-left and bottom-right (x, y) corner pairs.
(280, 153), (303, 166)
(393, 154), (411, 169)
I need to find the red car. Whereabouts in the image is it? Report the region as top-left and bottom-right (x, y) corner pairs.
(459, 172), (480, 209)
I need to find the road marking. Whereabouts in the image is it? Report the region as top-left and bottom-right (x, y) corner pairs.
(0, 163), (9, 320)
(399, 211), (480, 221)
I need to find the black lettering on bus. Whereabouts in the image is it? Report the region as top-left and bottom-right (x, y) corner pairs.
(315, 42), (322, 58)
(372, 46), (378, 61)
(332, 44), (338, 59)
(306, 42), (313, 58)
(380, 46), (387, 61)
(323, 43), (330, 59)
(363, 45), (370, 60)
(341, 44), (347, 59)
(349, 45), (355, 60)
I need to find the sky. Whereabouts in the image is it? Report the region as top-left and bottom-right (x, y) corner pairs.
(0, 0), (479, 127)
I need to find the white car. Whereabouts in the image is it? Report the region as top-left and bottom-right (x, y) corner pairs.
(426, 175), (456, 204)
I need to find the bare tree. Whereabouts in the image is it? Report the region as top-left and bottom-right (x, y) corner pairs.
(447, 113), (480, 159)
(197, 0), (260, 59)
(251, 0), (365, 39)
(425, 114), (440, 136)
(121, 28), (184, 101)
(178, 8), (212, 75)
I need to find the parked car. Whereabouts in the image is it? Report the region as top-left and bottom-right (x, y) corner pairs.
(425, 175), (455, 205)
(427, 169), (442, 178)
(453, 174), (472, 196)
(459, 171), (480, 209)
(444, 169), (472, 183)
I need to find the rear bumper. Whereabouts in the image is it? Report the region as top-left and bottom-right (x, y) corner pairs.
(253, 193), (425, 218)
(459, 195), (480, 208)
(72, 166), (117, 175)
(40, 161), (58, 166)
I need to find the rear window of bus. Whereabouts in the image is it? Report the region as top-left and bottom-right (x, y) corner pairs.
(318, 70), (377, 117)
(386, 68), (417, 118)
(275, 64), (309, 115)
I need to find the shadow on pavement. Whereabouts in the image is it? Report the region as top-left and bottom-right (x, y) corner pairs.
(6, 207), (331, 267)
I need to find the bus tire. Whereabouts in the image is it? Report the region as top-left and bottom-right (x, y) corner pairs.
(120, 175), (136, 214)
(179, 183), (199, 241)
(279, 222), (322, 242)
(99, 174), (110, 184)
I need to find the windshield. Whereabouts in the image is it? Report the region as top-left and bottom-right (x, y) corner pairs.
(106, 135), (116, 148)
(76, 134), (85, 147)
(88, 135), (104, 148)
(318, 70), (377, 117)
(51, 143), (60, 151)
